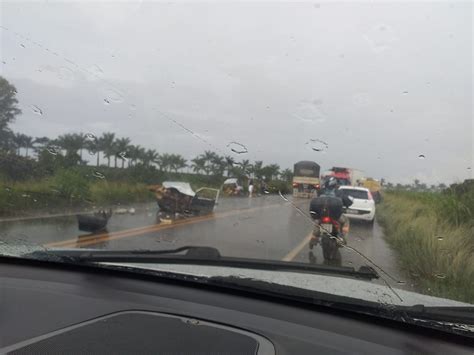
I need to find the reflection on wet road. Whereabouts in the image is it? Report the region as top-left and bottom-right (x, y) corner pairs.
(0, 195), (413, 291)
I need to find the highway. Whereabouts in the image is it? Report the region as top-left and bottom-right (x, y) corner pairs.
(0, 195), (412, 291)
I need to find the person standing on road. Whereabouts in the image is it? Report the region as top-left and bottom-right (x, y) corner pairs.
(248, 178), (254, 197)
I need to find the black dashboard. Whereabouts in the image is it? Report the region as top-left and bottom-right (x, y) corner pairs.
(0, 257), (472, 354)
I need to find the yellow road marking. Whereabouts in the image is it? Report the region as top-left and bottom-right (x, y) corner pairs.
(281, 231), (314, 262)
(45, 202), (288, 248)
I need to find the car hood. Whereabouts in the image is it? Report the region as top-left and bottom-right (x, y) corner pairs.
(104, 262), (470, 308)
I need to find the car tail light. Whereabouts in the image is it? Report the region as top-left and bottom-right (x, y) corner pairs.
(314, 184), (320, 189)
(292, 182), (299, 188)
(321, 216), (331, 224)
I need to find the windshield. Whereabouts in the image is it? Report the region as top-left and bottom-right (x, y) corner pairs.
(341, 189), (369, 200)
(0, 0), (472, 326)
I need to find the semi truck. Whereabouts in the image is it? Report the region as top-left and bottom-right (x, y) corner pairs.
(322, 167), (365, 187)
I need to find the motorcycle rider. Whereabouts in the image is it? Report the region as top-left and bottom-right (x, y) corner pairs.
(309, 177), (350, 249)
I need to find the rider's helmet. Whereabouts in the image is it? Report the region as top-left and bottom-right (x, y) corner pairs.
(325, 176), (337, 189)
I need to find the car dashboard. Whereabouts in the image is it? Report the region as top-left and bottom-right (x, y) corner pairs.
(0, 257), (472, 354)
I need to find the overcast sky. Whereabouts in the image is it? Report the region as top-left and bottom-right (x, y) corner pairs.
(1, 1), (472, 184)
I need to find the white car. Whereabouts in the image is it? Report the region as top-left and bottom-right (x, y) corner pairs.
(338, 186), (376, 224)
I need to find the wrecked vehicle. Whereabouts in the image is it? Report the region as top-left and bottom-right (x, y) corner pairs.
(222, 178), (245, 196)
(148, 182), (219, 219)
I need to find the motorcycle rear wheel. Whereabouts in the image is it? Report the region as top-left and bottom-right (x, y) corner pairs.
(321, 236), (338, 261)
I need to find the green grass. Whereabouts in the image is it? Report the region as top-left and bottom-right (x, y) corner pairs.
(0, 165), (290, 217)
(377, 191), (474, 303)
(0, 178), (155, 216)
(90, 182), (155, 205)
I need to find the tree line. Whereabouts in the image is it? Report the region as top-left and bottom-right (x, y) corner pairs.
(4, 131), (292, 180)
(0, 76), (293, 182)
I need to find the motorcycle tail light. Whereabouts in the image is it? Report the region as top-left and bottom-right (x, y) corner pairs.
(321, 216), (331, 224)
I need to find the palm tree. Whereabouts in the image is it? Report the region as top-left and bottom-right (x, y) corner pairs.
(57, 133), (83, 156)
(261, 164), (280, 181)
(100, 132), (115, 167)
(75, 132), (87, 160)
(252, 160), (263, 179)
(23, 135), (34, 157)
(127, 145), (141, 167)
(210, 154), (225, 176)
(13, 133), (25, 155)
(114, 137), (131, 168)
(159, 153), (172, 171)
(280, 168), (293, 182)
(239, 159), (252, 176)
(268, 164), (280, 180)
(0, 130), (15, 153)
(85, 136), (103, 167)
(200, 150), (218, 175)
(224, 156), (235, 177)
(33, 136), (50, 156)
(191, 156), (206, 174)
(143, 149), (159, 167)
(170, 154), (187, 173)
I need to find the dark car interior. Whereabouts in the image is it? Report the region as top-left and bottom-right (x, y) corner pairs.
(0, 256), (472, 354)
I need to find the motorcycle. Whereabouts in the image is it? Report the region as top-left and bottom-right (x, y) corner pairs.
(309, 194), (353, 261)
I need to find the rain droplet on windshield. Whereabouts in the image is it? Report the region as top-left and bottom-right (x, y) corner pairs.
(418, 154), (426, 159)
(118, 151), (127, 160)
(58, 67), (75, 80)
(104, 98), (110, 105)
(46, 146), (59, 155)
(85, 133), (96, 141)
(435, 273), (446, 279)
(31, 105), (43, 115)
(93, 171), (106, 179)
(306, 139), (328, 152)
(396, 280), (406, 285)
(436, 235), (444, 241)
(402, 91), (409, 95)
(20, 43), (25, 48)
(227, 142), (248, 154)
(293, 100), (327, 123)
(103, 87), (124, 104)
(352, 93), (371, 107)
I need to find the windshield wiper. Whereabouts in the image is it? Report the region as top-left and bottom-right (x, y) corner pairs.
(26, 246), (379, 280)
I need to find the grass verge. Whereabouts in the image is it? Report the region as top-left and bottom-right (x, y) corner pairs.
(377, 192), (474, 303)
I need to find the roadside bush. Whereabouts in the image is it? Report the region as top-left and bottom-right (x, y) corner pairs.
(52, 169), (91, 205)
(90, 182), (154, 206)
(0, 152), (41, 181)
(266, 180), (291, 194)
(377, 192), (474, 303)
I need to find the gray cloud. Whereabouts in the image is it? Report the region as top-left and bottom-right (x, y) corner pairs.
(1, 1), (472, 184)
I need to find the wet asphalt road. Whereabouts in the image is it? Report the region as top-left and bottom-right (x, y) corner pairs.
(0, 195), (413, 291)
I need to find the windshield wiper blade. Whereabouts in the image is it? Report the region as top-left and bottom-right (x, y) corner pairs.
(27, 246), (379, 280)
(400, 305), (474, 324)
